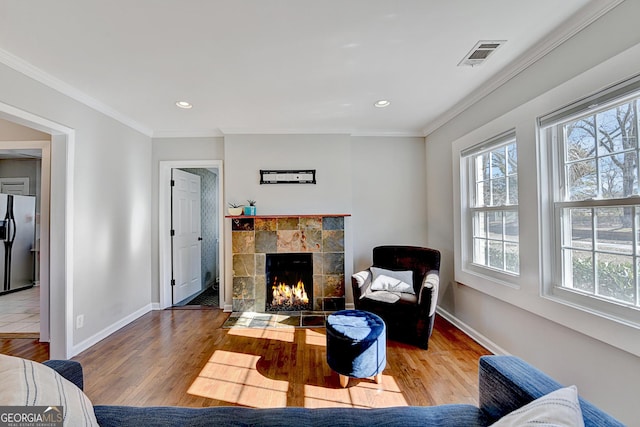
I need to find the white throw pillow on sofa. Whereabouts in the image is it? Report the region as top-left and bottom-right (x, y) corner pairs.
(0, 354), (98, 426)
(490, 385), (584, 427)
(369, 267), (415, 294)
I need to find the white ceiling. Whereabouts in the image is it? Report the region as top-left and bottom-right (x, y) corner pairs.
(0, 0), (620, 137)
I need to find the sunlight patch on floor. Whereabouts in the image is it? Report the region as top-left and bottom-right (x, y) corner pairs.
(227, 327), (295, 343)
(304, 329), (326, 346)
(304, 375), (407, 408)
(188, 350), (289, 407)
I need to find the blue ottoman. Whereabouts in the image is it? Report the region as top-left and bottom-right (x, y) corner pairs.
(326, 309), (386, 387)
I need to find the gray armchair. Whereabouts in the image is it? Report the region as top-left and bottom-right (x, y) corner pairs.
(352, 246), (440, 349)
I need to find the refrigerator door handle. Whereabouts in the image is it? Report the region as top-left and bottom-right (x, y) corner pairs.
(8, 218), (16, 243)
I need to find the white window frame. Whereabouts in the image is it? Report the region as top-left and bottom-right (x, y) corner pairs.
(460, 130), (520, 285)
(539, 73), (640, 327)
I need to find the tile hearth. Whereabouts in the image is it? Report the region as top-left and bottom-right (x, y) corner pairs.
(230, 215), (348, 312)
(222, 311), (328, 329)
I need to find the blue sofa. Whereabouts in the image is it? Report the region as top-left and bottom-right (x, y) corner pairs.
(44, 355), (624, 426)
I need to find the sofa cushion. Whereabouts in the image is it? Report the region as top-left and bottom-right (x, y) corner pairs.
(489, 385), (584, 427)
(94, 404), (487, 427)
(479, 356), (625, 427)
(0, 354), (98, 426)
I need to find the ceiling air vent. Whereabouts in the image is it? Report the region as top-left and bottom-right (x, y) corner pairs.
(458, 40), (506, 67)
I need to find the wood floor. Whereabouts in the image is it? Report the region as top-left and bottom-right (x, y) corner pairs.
(2, 309), (491, 409)
(0, 336), (48, 361)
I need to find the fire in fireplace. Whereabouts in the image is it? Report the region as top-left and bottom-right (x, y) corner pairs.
(266, 253), (313, 311)
(271, 280), (309, 306)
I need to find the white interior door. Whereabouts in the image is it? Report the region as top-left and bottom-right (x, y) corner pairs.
(172, 169), (202, 303)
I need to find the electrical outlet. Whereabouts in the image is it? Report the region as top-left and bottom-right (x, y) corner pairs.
(76, 314), (84, 329)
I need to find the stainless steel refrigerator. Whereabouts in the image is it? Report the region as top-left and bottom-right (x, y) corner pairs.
(0, 194), (36, 295)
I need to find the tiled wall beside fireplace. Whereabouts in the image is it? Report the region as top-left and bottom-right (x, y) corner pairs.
(230, 215), (347, 312)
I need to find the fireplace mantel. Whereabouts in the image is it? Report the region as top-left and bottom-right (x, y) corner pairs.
(225, 213), (351, 219)
(229, 214), (348, 312)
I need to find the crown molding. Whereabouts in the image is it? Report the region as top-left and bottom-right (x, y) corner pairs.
(422, 0), (625, 136)
(220, 127), (353, 135)
(152, 129), (225, 138)
(0, 47), (153, 137)
(219, 127), (424, 137)
(350, 130), (425, 138)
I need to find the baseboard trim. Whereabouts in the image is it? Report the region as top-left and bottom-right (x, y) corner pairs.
(223, 304), (233, 312)
(71, 304), (153, 357)
(436, 307), (510, 356)
(151, 303), (162, 310)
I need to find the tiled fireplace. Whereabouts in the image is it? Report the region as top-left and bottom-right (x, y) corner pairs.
(230, 215), (348, 312)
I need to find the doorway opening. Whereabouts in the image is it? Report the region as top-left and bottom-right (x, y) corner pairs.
(0, 142), (46, 337)
(159, 160), (224, 310)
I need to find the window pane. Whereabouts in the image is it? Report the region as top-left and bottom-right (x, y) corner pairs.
(565, 117), (596, 161)
(488, 241), (504, 270)
(507, 143), (517, 175)
(504, 211), (518, 242)
(597, 103), (637, 154)
(598, 153), (638, 199)
(567, 160), (597, 201)
(473, 238), (486, 265)
(508, 176), (518, 204)
(487, 211), (503, 240)
(595, 207), (633, 254)
(476, 182), (488, 207)
(636, 209), (640, 254)
(491, 149), (505, 178)
(596, 253), (635, 304)
(568, 208), (592, 250)
(505, 242), (519, 273)
(491, 178), (506, 205)
(473, 211), (486, 238)
(476, 153), (490, 182)
(568, 249), (594, 293)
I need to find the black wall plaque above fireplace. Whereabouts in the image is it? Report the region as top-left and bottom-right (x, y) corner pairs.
(260, 169), (316, 184)
(265, 253), (313, 312)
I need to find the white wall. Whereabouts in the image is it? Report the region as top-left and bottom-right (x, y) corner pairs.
(0, 61), (152, 355)
(224, 134), (352, 215)
(427, 2), (640, 424)
(351, 136), (428, 271)
(0, 117), (50, 140)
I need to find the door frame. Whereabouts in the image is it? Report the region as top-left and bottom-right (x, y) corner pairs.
(159, 160), (224, 309)
(0, 101), (74, 359)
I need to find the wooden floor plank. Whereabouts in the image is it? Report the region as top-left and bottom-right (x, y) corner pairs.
(1, 309), (491, 409)
(0, 338), (48, 361)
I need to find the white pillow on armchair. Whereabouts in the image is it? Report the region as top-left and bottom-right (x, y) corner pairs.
(353, 267), (418, 304)
(369, 267), (415, 294)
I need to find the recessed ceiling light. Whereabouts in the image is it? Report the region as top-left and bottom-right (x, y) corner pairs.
(374, 100), (390, 108)
(176, 101), (193, 109)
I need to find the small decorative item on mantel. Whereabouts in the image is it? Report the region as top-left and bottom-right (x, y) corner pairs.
(228, 202), (244, 216)
(244, 199), (257, 216)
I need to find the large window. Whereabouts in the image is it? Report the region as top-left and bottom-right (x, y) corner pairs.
(540, 75), (640, 318)
(462, 131), (519, 276)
